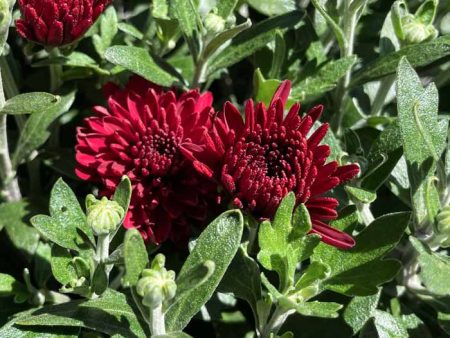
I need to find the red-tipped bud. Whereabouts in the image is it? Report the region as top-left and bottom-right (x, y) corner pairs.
(16, 0), (112, 46)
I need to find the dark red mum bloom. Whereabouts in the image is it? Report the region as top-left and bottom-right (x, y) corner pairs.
(194, 81), (360, 249)
(16, 0), (111, 46)
(75, 76), (216, 244)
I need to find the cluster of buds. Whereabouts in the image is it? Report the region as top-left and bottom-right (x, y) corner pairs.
(392, 0), (438, 45)
(86, 195), (124, 236)
(136, 254), (177, 308)
(16, 0), (112, 47)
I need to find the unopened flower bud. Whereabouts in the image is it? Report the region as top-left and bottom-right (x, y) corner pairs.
(86, 195), (124, 236)
(204, 12), (225, 34)
(401, 15), (437, 44)
(16, 0), (112, 46)
(136, 267), (176, 308)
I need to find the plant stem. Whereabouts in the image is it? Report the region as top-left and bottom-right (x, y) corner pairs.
(260, 306), (293, 338)
(333, 0), (358, 135)
(149, 303), (166, 336)
(96, 233), (110, 264)
(356, 202), (375, 226)
(44, 290), (71, 304)
(369, 75), (395, 116)
(49, 49), (63, 93)
(192, 56), (207, 89)
(0, 68), (21, 202)
(0, 56), (43, 197)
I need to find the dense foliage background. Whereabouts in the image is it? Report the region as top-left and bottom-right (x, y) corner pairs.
(2, 0), (450, 337)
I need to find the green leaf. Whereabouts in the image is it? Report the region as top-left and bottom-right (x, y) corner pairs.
(92, 264), (108, 295)
(0, 312), (80, 338)
(166, 210), (244, 332)
(72, 257), (91, 280)
(105, 46), (178, 86)
(12, 89), (76, 168)
(258, 193), (320, 291)
(218, 245), (262, 315)
(279, 299), (343, 318)
(410, 237), (450, 295)
(362, 121), (403, 191)
(294, 261), (330, 292)
(174, 260), (215, 297)
(361, 310), (408, 338)
(203, 19), (252, 60)
(352, 35), (450, 85)
(345, 186), (377, 204)
(92, 6), (118, 57)
(62, 52), (109, 75)
(49, 178), (94, 245)
(291, 56), (358, 100)
(15, 289), (147, 337)
(312, 212), (410, 296)
(415, 0), (437, 25)
(397, 58), (446, 167)
(113, 176), (132, 215)
(31, 179), (93, 251)
(170, 0), (201, 60)
(123, 229), (149, 287)
(50, 244), (78, 286)
(2, 201), (40, 256)
(216, 0), (239, 19)
(247, 0), (295, 16)
(0, 93), (60, 115)
(0, 200), (30, 232)
(0, 273), (26, 298)
(343, 290), (381, 334)
(310, 0), (345, 52)
(396, 58), (447, 225)
(154, 333), (193, 338)
(31, 215), (78, 250)
(208, 11), (303, 74)
(118, 23), (144, 40)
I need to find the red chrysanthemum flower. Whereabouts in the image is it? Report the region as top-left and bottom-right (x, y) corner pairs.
(194, 81), (360, 249)
(16, 0), (112, 46)
(75, 76), (216, 245)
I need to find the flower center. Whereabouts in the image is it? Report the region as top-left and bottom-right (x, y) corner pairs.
(130, 129), (181, 177)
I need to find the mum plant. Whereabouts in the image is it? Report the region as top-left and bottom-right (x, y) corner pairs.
(1, 0), (450, 337)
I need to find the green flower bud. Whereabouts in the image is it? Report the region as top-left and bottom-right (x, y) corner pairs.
(204, 12), (225, 34)
(401, 15), (437, 44)
(86, 195), (124, 236)
(136, 267), (177, 308)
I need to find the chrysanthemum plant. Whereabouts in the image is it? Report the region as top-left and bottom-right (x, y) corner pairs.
(1, 0), (450, 337)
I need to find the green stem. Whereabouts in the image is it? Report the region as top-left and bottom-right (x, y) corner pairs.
(192, 56), (207, 89)
(356, 202), (375, 226)
(370, 75), (395, 116)
(260, 306), (293, 338)
(0, 56), (42, 197)
(49, 49), (63, 93)
(0, 69), (21, 202)
(96, 234), (110, 264)
(333, 0), (359, 134)
(149, 303), (166, 336)
(43, 290), (71, 304)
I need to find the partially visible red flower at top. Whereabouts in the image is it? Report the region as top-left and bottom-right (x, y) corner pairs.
(16, 0), (112, 46)
(75, 76), (216, 245)
(194, 81), (360, 249)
